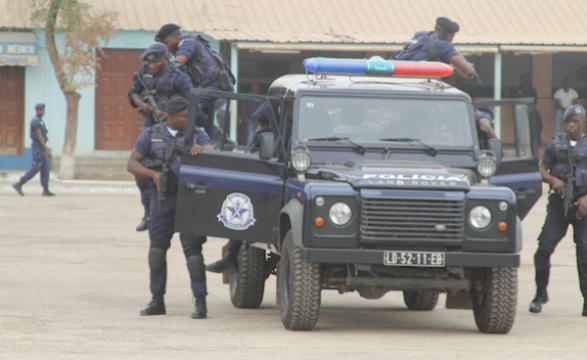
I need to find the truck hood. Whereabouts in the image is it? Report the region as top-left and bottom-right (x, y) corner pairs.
(305, 160), (472, 190)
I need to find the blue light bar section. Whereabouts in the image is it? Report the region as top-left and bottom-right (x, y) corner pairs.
(303, 56), (394, 76)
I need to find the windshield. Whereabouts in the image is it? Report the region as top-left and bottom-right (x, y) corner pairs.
(297, 96), (473, 147)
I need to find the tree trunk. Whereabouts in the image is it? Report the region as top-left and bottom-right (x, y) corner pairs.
(45, 0), (81, 179)
(60, 91), (81, 179)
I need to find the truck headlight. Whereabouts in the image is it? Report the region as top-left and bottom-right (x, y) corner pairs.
(291, 148), (311, 173)
(329, 202), (352, 226)
(477, 157), (497, 178)
(469, 206), (492, 229)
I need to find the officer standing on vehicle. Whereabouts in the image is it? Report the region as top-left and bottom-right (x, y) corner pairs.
(127, 97), (213, 318)
(206, 104), (273, 273)
(155, 24), (234, 133)
(392, 17), (475, 79)
(530, 105), (587, 317)
(12, 104), (55, 197)
(129, 43), (193, 232)
(458, 84), (497, 149)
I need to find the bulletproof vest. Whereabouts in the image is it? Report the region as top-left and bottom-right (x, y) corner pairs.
(30, 116), (49, 142)
(144, 124), (186, 193)
(392, 31), (439, 61)
(139, 64), (180, 114)
(180, 34), (228, 87)
(550, 133), (587, 195)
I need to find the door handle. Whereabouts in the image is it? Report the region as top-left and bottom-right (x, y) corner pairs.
(186, 183), (209, 194)
(515, 189), (536, 199)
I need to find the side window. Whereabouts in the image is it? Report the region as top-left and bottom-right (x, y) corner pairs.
(212, 98), (277, 155)
(498, 104), (535, 160)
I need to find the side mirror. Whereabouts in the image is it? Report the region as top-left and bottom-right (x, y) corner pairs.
(259, 133), (275, 160)
(488, 139), (502, 164)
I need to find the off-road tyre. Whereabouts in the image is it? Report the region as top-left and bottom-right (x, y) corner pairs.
(229, 243), (266, 309)
(278, 230), (321, 330)
(403, 291), (439, 311)
(471, 267), (517, 334)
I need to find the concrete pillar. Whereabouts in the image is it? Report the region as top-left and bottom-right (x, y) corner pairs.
(230, 43), (239, 141)
(494, 52), (502, 138)
(532, 54), (553, 141)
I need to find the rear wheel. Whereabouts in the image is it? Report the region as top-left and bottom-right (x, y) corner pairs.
(277, 230), (321, 330)
(471, 267), (517, 334)
(229, 243), (266, 309)
(403, 291), (439, 311)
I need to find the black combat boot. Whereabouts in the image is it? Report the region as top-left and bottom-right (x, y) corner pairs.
(205, 250), (238, 273)
(529, 287), (549, 313)
(140, 295), (166, 316)
(42, 188), (56, 196)
(191, 295), (207, 319)
(136, 212), (149, 232)
(12, 182), (24, 196)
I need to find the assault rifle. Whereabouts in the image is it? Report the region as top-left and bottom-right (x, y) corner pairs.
(158, 137), (178, 210)
(134, 72), (163, 123)
(564, 144), (578, 217)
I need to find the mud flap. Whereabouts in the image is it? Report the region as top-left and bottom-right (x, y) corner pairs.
(446, 289), (473, 310)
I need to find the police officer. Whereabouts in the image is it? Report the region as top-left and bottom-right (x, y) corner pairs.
(530, 104), (587, 317)
(392, 17), (475, 79)
(127, 97), (213, 318)
(458, 84), (497, 149)
(13, 103), (55, 197)
(206, 104), (273, 273)
(155, 24), (234, 132)
(129, 43), (194, 232)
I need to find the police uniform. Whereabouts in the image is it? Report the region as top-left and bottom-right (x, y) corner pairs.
(130, 43), (193, 231)
(155, 24), (234, 131)
(474, 108), (495, 150)
(391, 17), (460, 63)
(530, 105), (587, 316)
(134, 97), (211, 318)
(13, 104), (55, 197)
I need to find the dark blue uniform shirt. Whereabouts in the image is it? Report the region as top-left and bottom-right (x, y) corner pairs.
(434, 36), (459, 64)
(134, 124), (211, 158)
(175, 38), (198, 60)
(30, 115), (48, 142)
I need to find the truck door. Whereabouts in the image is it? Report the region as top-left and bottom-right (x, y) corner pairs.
(475, 98), (542, 220)
(175, 89), (286, 245)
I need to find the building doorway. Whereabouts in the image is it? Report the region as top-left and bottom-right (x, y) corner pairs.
(0, 66), (25, 155)
(95, 48), (145, 150)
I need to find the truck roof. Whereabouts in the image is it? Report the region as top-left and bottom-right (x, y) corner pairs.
(267, 74), (469, 100)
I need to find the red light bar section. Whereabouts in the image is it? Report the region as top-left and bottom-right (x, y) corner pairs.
(392, 61), (454, 78)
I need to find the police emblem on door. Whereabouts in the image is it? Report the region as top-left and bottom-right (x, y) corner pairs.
(217, 193), (256, 230)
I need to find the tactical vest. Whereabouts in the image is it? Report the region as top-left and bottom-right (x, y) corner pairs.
(144, 124), (186, 194)
(179, 34), (229, 87)
(392, 31), (440, 61)
(139, 64), (180, 115)
(550, 133), (587, 195)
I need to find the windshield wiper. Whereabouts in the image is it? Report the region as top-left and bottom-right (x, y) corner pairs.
(379, 137), (438, 156)
(306, 136), (367, 153)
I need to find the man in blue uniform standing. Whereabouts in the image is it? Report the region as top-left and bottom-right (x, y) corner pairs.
(127, 97), (213, 318)
(529, 105), (587, 317)
(13, 103), (55, 197)
(392, 17), (475, 79)
(129, 43), (193, 232)
(155, 24), (234, 133)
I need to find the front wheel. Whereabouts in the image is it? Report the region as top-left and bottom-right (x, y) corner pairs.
(277, 230), (321, 330)
(403, 291), (439, 311)
(229, 243), (266, 309)
(471, 267), (518, 334)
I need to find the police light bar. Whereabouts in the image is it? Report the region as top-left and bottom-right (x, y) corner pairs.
(303, 56), (453, 78)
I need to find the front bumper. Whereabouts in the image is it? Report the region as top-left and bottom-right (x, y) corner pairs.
(301, 248), (520, 267)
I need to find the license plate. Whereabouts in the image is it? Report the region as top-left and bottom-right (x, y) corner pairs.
(383, 251), (445, 267)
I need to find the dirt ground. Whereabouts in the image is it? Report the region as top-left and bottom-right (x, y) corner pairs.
(0, 191), (586, 359)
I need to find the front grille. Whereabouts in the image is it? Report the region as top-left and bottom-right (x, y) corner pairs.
(361, 195), (465, 242)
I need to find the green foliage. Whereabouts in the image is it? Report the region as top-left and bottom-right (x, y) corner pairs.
(26, 0), (118, 92)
